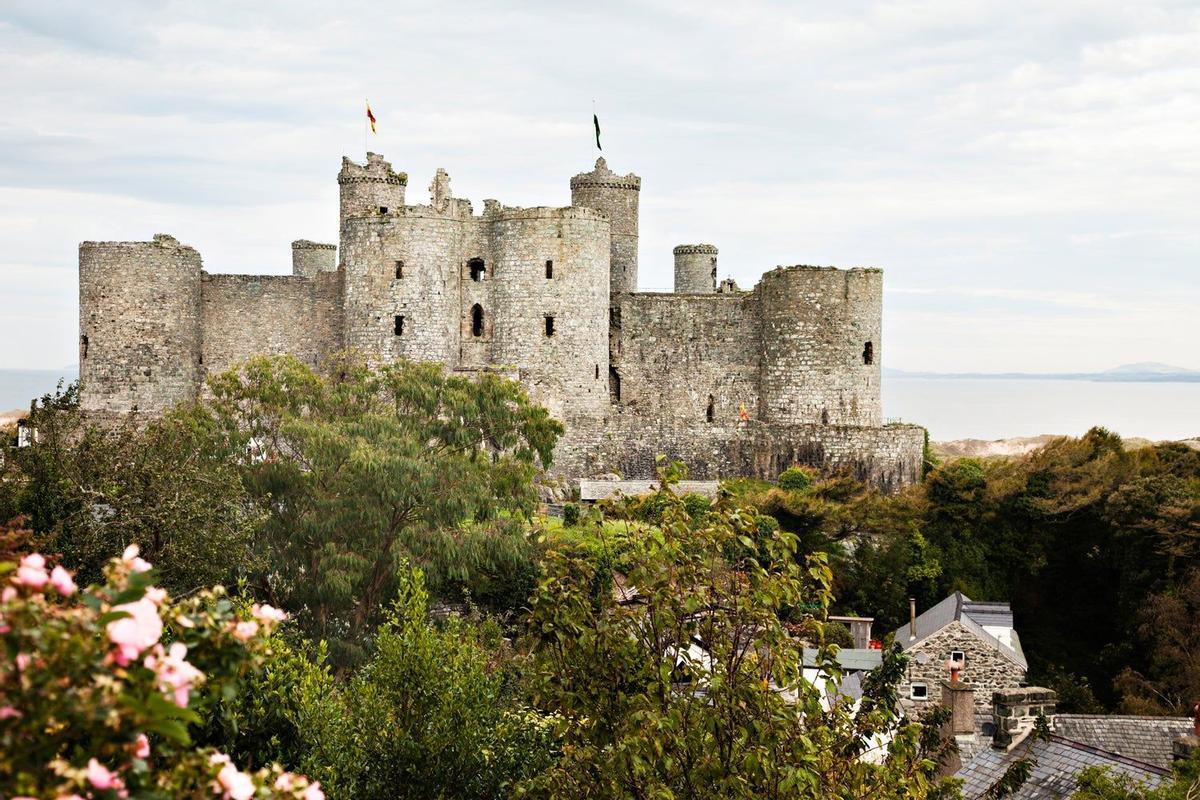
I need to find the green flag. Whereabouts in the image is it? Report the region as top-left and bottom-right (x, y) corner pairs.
(593, 113), (602, 151)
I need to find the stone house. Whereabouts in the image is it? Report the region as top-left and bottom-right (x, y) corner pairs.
(892, 592), (1027, 712)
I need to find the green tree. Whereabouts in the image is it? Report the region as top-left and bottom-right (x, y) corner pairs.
(185, 355), (562, 666)
(521, 465), (957, 799)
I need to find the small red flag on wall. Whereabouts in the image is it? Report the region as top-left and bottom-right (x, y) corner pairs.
(366, 102), (377, 134)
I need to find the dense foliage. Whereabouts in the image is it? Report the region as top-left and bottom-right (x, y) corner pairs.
(730, 428), (1200, 714)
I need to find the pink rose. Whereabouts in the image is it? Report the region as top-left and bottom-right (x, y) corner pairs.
(144, 586), (167, 605)
(15, 652), (31, 671)
(121, 544), (152, 573)
(55, 795), (87, 800)
(15, 553), (49, 589)
(252, 603), (287, 624)
(106, 597), (163, 665)
(303, 781), (325, 800)
(86, 757), (119, 790)
(135, 733), (150, 759)
(49, 565), (77, 595)
(2, 586), (16, 603)
(231, 620), (259, 642)
(145, 642), (203, 707)
(0, 705), (22, 719)
(216, 763), (255, 800)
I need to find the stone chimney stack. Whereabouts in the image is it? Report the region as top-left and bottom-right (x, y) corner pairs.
(992, 687), (1057, 750)
(909, 597), (918, 642)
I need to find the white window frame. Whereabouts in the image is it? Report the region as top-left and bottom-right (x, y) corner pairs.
(950, 650), (965, 663)
(910, 683), (929, 700)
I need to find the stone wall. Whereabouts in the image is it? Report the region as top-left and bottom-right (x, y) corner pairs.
(673, 244), (718, 293)
(291, 240), (337, 277)
(555, 415), (924, 492)
(898, 622), (1027, 714)
(200, 271), (344, 377)
(79, 235), (202, 414)
(570, 158), (640, 293)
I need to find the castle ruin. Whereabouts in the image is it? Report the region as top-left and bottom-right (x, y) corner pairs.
(78, 153), (924, 489)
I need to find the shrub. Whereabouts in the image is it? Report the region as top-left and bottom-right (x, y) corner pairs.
(681, 493), (712, 520)
(562, 502), (581, 527)
(777, 466), (815, 492)
(0, 541), (321, 799)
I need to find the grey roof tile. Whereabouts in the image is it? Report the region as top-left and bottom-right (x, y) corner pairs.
(957, 734), (1169, 800)
(1053, 715), (1195, 770)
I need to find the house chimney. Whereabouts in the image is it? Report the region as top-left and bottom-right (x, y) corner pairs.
(992, 687), (1056, 750)
(942, 669), (975, 736)
(909, 597), (917, 641)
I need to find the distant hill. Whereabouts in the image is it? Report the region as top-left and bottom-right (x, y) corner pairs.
(884, 363), (1200, 383)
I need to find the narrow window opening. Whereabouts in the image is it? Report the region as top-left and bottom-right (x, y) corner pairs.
(199, 354), (204, 365)
(544, 315), (555, 337)
(862, 340), (874, 365)
(609, 367), (621, 402)
(378, 206), (388, 214)
(80, 334), (89, 359)
(705, 395), (715, 423)
(468, 258), (485, 282)
(545, 260), (554, 279)
(394, 260), (404, 279)
(471, 304), (484, 337)
(821, 409), (830, 425)
(594, 364), (599, 380)
(394, 315), (405, 336)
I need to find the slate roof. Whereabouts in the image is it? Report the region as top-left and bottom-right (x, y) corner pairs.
(957, 734), (1170, 800)
(1053, 715), (1195, 770)
(801, 647), (883, 672)
(892, 591), (1027, 670)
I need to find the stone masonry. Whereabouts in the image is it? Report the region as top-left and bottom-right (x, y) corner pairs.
(77, 151), (925, 489)
(900, 622), (1028, 714)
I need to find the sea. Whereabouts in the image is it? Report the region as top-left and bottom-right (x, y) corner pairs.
(1, 369), (1196, 443)
(883, 377), (1199, 442)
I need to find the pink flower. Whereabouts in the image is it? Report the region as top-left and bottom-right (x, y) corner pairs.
(86, 757), (119, 790)
(210, 752), (231, 766)
(121, 544), (152, 573)
(303, 781), (325, 800)
(144, 586), (167, 605)
(49, 565), (77, 595)
(231, 620), (259, 642)
(15, 553), (49, 589)
(274, 773), (297, 791)
(106, 597), (163, 665)
(251, 603), (287, 625)
(15, 652), (31, 671)
(145, 642), (202, 707)
(215, 762), (255, 800)
(56, 795), (87, 800)
(0, 705), (22, 719)
(134, 733), (150, 759)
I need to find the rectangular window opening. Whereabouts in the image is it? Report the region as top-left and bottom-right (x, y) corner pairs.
(544, 315), (555, 337)
(545, 259), (554, 279)
(910, 683), (928, 700)
(394, 260), (404, 279)
(394, 315), (405, 336)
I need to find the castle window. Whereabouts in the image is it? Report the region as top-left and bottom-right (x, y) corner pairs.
(471, 304), (484, 337)
(821, 409), (830, 425)
(706, 395), (715, 423)
(609, 367), (621, 403)
(80, 334), (88, 359)
(468, 258), (485, 282)
(394, 315), (405, 336)
(545, 260), (554, 279)
(379, 206), (388, 214)
(394, 260), (404, 279)
(863, 341), (874, 365)
(595, 364), (599, 380)
(544, 315), (555, 337)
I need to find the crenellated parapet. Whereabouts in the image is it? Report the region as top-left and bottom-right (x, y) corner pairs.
(570, 157), (641, 293)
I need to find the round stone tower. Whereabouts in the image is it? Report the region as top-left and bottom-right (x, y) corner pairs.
(673, 244), (718, 293)
(78, 234), (203, 414)
(570, 157), (640, 293)
(338, 152), (407, 229)
(757, 266), (882, 427)
(291, 240), (337, 277)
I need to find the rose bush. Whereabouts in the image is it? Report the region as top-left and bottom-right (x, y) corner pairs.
(0, 541), (321, 800)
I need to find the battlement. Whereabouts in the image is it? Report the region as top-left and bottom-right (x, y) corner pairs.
(337, 152), (407, 186)
(80, 233), (198, 253)
(291, 240), (336, 250)
(673, 244), (718, 255)
(569, 157), (641, 191)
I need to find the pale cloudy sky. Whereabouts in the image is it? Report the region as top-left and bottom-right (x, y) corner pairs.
(1, 0), (1197, 373)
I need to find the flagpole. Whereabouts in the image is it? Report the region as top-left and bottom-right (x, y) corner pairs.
(364, 98), (368, 157)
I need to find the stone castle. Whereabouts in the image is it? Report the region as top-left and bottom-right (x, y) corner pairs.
(78, 153), (924, 488)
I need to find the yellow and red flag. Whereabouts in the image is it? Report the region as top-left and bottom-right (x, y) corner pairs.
(366, 101), (377, 134)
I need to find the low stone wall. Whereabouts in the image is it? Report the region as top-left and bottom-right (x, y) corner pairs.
(555, 414), (924, 492)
